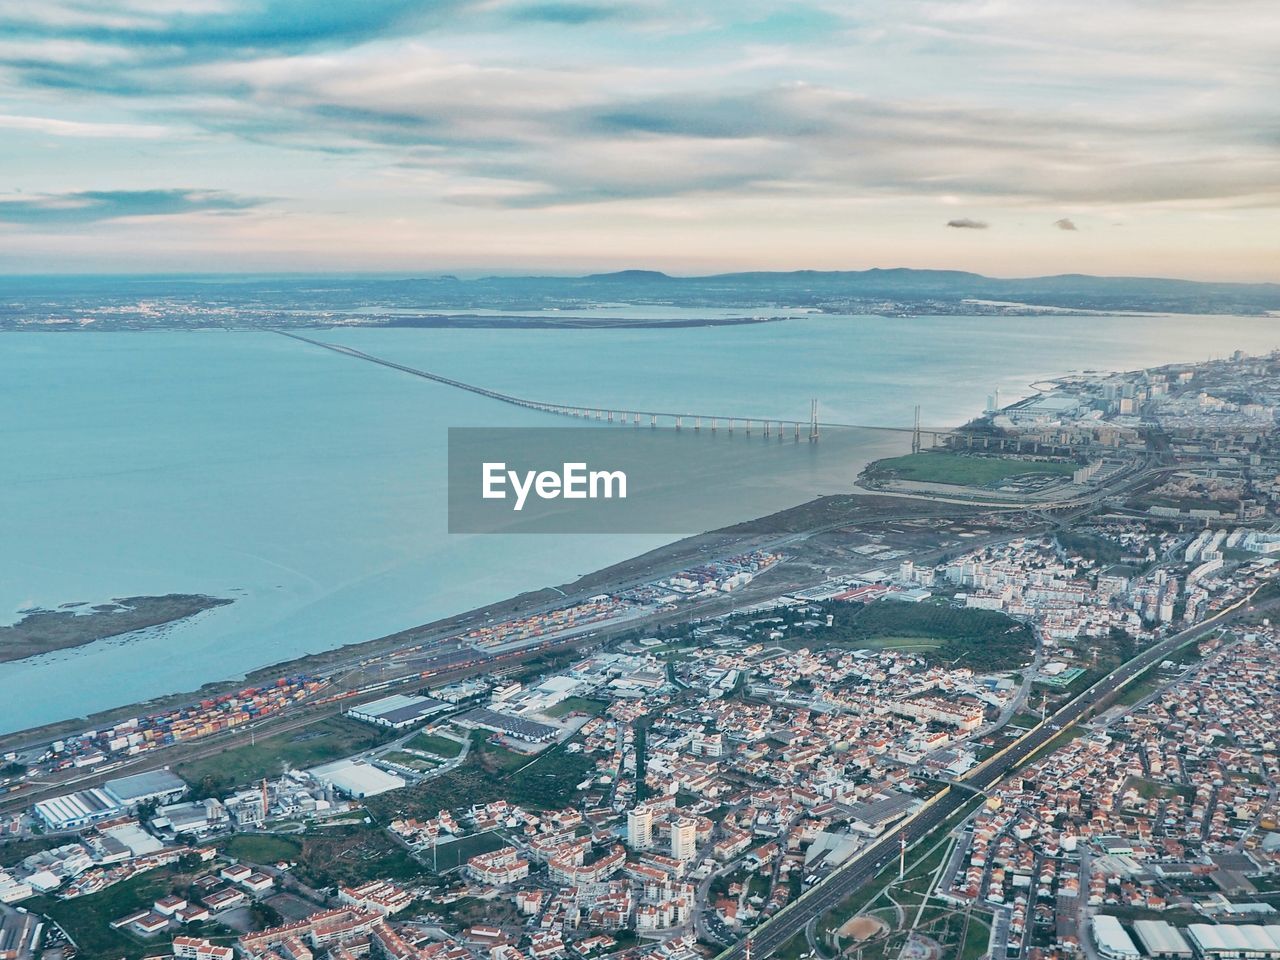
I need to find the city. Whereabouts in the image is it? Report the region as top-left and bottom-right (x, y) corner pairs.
(5, 351), (1280, 960)
(2, 2), (1277, 958)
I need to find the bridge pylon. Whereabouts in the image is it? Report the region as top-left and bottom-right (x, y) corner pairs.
(809, 399), (820, 442)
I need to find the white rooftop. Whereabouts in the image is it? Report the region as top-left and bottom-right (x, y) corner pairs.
(309, 759), (405, 798)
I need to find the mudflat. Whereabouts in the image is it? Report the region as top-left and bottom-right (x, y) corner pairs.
(0, 595), (232, 663)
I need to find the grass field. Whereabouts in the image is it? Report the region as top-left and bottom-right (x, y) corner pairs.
(381, 750), (440, 771)
(868, 451), (1075, 487)
(480, 739), (540, 773)
(428, 830), (508, 871)
(405, 731), (465, 757)
(958, 914), (992, 960)
(1126, 775), (1193, 801)
(27, 866), (226, 960)
(222, 833), (303, 865)
(859, 634), (946, 651)
(177, 715), (391, 795)
(0, 834), (74, 862)
(295, 822), (424, 887)
(366, 732), (595, 820)
(820, 600), (1035, 671)
(542, 697), (610, 718)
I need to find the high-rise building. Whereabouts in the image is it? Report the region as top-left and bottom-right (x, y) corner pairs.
(627, 807), (653, 850)
(671, 817), (696, 861)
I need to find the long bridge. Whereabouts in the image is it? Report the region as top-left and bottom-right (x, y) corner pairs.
(276, 330), (962, 449)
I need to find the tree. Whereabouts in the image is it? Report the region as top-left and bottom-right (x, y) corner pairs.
(250, 900), (283, 929)
(633, 719), (649, 802)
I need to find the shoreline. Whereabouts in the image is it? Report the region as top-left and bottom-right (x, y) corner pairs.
(0, 490), (960, 753)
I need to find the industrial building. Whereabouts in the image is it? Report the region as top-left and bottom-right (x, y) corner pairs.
(1187, 924), (1280, 959)
(845, 794), (920, 835)
(1091, 915), (1140, 960)
(307, 759), (405, 798)
(0, 909), (44, 958)
(347, 693), (448, 730)
(33, 769), (187, 830)
(104, 769), (188, 806)
(454, 707), (557, 743)
(34, 787), (123, 831)
(1132, 920), (1193, 959)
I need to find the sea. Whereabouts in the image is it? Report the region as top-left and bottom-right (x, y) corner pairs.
(2, 310), (1277, 734)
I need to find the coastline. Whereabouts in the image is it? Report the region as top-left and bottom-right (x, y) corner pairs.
(0, 490), (955, 753)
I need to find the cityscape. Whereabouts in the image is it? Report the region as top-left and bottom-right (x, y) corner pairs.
(3, 1), (1279, 959)
(6, 349), (1280, 960)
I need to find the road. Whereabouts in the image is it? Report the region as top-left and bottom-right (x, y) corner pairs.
(717, 585), (1263, 960)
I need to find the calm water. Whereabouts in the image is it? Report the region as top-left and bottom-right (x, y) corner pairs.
(2, 312), (1277, 732)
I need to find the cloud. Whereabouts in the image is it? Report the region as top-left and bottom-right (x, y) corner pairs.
(150, 64), (1280, 211)
(0, 189), (265, 225)
(0, 0), (1278, 274)
(947, 217), (988, 229)
(0, 1), (465, 54)
(1054, 217), (1078, 230)
(0, 112), (170, 138)
(507, 3), (624, 24)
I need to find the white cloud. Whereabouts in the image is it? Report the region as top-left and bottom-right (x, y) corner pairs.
(0, 113), (171, 138)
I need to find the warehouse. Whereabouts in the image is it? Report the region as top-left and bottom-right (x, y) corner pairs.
(1133, 920), (1192, 959)
(1091, 915), (1140, 960)
(104, 769), (188, 807)
(35, 769), (188, 830)
(33, 788), (122, 830)
(348, 694), (448, 730)
(845, 794), (920, 835)
(1186, 924), (1280, 959)
(308, 759), (405, 799)
(455, 707), (557, 743)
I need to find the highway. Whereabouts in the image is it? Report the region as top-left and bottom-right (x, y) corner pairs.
(716, 586), (1262, 960)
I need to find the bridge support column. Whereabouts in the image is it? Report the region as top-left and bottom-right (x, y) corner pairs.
(675, 416), (682, 431)
(694, 417), (701, 431)
(650, 414), (656, 428)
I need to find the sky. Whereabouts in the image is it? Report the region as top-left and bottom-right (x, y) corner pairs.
(0, 0), (1277, 279)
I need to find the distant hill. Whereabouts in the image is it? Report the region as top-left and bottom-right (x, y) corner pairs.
(582, 269), (673, 282)
(3, 267), (1278, 327)
(476, 267), (1280, 315)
